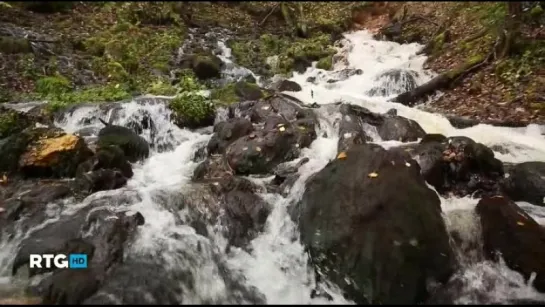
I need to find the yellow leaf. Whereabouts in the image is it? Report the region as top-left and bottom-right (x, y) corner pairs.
(405, 162), (411, 167)
(0, 174), (6, 184)
(279, 126), (286, 132)
(255, 146), (262, 152)
(368, 172), (378, 178)
(298, 126), (306, 131)
(277, 123), (285, 127)
(337, 151), (347, 160)
(517, 221), (525, 226)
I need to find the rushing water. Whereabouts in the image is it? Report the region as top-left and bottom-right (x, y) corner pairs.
(2, 29), (545, 304)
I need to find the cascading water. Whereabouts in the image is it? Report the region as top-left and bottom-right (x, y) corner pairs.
(2, 29), (545, 304)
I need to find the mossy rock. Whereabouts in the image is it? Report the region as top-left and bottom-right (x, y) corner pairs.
(0, 36), (31, 54)
(210, 81), (265, 105)
(189, 54), (223, 80)
(97, 124), (150, 163)
(169, 93), (216, 129)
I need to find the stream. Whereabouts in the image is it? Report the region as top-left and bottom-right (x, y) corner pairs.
(2, 29), (545, 304)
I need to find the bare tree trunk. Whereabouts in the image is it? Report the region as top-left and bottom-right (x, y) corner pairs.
(499, 2), (523, 58)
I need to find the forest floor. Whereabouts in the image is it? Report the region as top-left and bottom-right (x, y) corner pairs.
(360, 2), (545, 125)
(1, 1), (545, 125)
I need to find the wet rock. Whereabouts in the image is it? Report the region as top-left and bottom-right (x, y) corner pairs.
(74, 169), (128, 193)
(233, 81), (264, 101)
(230, 94), (315, 124)
(18, 130), (94, 178)
(501, 162), (545, 207)
(91, 145), (134, 178)
(182, 176), (271, 248)
(337, 104), (371, 152)
(367, 69), (419, 97)
(269, 157), (309, 196)
(125, 109), (157, 142)
(337, 103), (425, 143)
(16, 204), (145, 304)
(404, 136), (504, 197)
(0, 180), (73, 236)
(446, 115), (479, 129)
(225, 126), (299, 175)
(476, 196), (545, 292)
(97, 123), (150, 163)
(376, 114), (426, 142)
(271, 79), (302, 92)
(207, 118), (254, 155)
(181, 54), (223, 80)
(296, 143), (456, 304)
(192, 155), (233, 181)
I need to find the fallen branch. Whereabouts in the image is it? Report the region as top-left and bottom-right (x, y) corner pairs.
(259, 3), (279, 27)
(391, 44), (495, 107)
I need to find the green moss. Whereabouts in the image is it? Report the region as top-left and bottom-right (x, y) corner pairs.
(35, 75), (72, 96)
(316, 56), (333, 70)
(229, 32), (335, 76)
(210, 83), (239, 105)
(39, 84), (131, 111)
(210, 81), (264, 105)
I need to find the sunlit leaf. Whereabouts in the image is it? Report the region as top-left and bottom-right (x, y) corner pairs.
(337, 151), (347, 160)
(517, 221), (525, 226)
(279, 126), (286, 132)
(255, 146), (262, 152)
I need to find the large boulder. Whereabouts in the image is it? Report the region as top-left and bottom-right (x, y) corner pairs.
(179, 54), (223, 80)
(0, 127), (92, 178)
(182, 175), (271, 249)
(207, 118), (254, 155)
(97, 124), (150, 163)
(501, 162), (545, 206)
(367, 69), (419, 97)
(296, 144), (456, 304)
(475, 196), (545, 292)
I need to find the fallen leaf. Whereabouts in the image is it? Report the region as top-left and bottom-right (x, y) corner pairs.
(517, 221), (525, 226)
(298, 126), (306, 131)
(0, 207), (4, 213)
(115, 83), (120, 89)
(255, 146), (262, 152)
(0, 174), (6, 184)
(277, 123), (285, 128)
(279, 126), (286, 132)
(242, 147), (248, 151)
(368, 172), (378, 178)
(337, 151), (347, 160)
(262, 106), (270, 110)
(405, 162), (411, 167)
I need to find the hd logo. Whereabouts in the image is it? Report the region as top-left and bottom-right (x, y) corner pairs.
(29, 254), (88, 269)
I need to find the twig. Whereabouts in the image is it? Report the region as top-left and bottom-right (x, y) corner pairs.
(259, 3), (279, 27)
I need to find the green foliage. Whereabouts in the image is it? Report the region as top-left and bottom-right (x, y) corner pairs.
(168, 72), (215, 123)
(229, 32), (335, 76)
(0, 36), (31, 54)
(35, 74), (72, 96)
(316, 56), (333, 70)
(35, 74), (131, 111)
(146, 79), (177, 96)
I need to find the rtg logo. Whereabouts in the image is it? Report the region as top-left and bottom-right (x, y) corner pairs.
(29, 254), (88, 269)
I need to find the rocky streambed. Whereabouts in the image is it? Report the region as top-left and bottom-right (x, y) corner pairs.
(1, 29), (545, 305)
